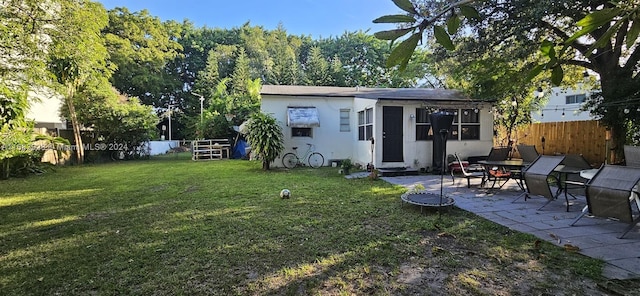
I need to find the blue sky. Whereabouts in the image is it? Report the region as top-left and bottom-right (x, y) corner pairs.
(97, 0), (402, 38)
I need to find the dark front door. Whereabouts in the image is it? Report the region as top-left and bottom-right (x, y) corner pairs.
(382, 106), (403, 162)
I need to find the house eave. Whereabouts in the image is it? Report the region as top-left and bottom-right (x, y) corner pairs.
(261, 85), (475, 101)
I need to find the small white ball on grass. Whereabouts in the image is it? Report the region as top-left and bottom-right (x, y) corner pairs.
(280, 189), (291, 199)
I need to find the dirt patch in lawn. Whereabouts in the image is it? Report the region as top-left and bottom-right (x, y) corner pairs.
(245, 227), (636, 295)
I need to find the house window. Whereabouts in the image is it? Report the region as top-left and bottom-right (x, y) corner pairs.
(340, 109), (350, 132)
(358, 108), (373, 141)
(441, 109), (459, 141)
(292, 128), (312, 137)
(566, 94), (587, 104)
(460, 109), (480, 140)
(415, 108), (479, 141)
(415, 108), (432, 141)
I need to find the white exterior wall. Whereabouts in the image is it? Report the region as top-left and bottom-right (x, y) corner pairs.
(262, 94), (494, 169)
(352, 97), (377, 168)
(148, 140), (181, 156)
(353, 99), (494, 170)
(26, 89), (66, 129)
(261, 95), (354, 167)
(532, 86), (594, 123)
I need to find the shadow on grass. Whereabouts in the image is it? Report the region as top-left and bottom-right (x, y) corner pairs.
(0, 157), (608, 295)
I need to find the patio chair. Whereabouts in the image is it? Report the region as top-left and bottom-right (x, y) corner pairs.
(624, 145), (640, 167)
(487, 146), (510, 161)
(452, 153), (485, 188)
(522, 155), (565, 210)
(511, 144), (539, 184)
(516, 144), (539, 163)
(570, 165), (640, 238)
(559, 154), (592, 197)
(561, 154), (591, 169)
(482, 147), (513, 189)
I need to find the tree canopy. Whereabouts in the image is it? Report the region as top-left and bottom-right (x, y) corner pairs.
(376, 0), (640, 157)
(2, 0), (438, 169)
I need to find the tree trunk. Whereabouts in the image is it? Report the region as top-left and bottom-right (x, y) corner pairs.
(65, 85), (84, 165)
(262, 160), (270, 170)
(598, 70), (635, 163)
(1, 158), (9, 180)
(609, 123), (626, 164)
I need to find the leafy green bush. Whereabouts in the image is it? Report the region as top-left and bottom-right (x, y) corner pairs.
(72, 90), (158, 162)
(243, 112), (284, 170)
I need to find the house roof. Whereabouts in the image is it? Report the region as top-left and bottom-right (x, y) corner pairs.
(260, 85), (475, 102)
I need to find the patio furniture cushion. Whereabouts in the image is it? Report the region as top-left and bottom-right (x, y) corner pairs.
(448, 160), (469, 173)
(488, 169), (510, 178)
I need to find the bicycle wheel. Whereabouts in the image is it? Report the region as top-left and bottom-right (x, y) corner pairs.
(282, 153), (299, 168)
(307, 152), (324, 168)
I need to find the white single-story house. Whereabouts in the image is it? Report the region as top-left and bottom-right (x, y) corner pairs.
(260, 85), (494, 171)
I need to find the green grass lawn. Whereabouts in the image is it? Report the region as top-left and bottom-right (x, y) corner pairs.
(0, 153), (604, 295)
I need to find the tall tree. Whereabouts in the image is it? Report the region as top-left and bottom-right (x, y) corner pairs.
(429, 35), (558, 145)
(316, 31), (392, 87)
(329, 54), (346, 86)
(304, 46), (331, 85)
(313, 30), (425, 87)
(192, 49), (221, 112)
(102, 7), (183, 108)
(265, 25), (303, 85)
(231, 47), (252, 95)
(239, 23), (270, 80)
(0, 0), (55, 128)
(48, 0), (111, 164)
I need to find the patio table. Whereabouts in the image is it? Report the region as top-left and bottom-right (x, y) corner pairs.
(554, 165), (589, 211)
(477, 159), (530, 190)
(580, 168), (599, 180)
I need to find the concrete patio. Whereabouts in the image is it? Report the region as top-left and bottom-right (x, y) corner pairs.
(368, 172), (640, 280)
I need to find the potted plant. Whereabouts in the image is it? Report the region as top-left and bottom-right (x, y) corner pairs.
(340, 158), (353, 175)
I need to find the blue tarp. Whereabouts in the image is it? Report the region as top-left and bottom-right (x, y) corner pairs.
(232, 140), (248, 159)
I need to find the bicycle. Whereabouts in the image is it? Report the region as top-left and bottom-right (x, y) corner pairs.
(282, 143), (324, 168)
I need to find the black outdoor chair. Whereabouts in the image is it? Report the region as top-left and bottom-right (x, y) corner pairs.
(511, 144), (539, 184)
(522, 155), (565, 210)
(452, 153), (485, 188)
(482, 146), (513, 189)
(516, 144), (539, 163)
(571, 165), (640, 238)
(559, 154), (592, 197)
(487, 146), (510, 161)
(624, 145), (640, 168)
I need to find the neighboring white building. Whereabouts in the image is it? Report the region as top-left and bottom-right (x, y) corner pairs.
(26, 89), (66, 130)
(532, 86), (594, 122)
(260, 85), (494, 170)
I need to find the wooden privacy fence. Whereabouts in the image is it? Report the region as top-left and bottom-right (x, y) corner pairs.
(497, 120), (608, 167)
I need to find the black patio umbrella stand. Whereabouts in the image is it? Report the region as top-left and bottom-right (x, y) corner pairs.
(401, 112), (456, 214)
